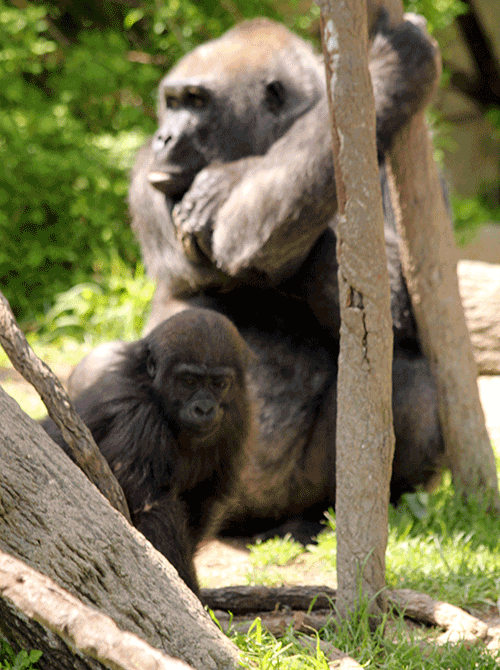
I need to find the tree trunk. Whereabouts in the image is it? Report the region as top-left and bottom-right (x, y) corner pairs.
(368, 0), (500, 505)
(0, 388), (240, 670)
(316, 0), (395, 618)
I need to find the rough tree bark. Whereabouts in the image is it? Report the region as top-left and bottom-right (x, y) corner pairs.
(366, 0), (500, 505)
(0, 388), (240, 670)
(315, 0), (395, 618)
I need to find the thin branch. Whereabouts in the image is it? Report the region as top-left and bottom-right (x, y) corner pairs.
(0, 290), (131, 522)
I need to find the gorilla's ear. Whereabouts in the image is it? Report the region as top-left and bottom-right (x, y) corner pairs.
(265, 80), (286, 114)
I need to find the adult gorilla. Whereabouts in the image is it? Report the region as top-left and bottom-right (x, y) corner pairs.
(71, 14), (444, 541)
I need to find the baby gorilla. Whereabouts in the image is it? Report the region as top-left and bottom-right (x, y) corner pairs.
(42, 308), (253, 595)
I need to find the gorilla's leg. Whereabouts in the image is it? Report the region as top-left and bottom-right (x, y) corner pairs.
(391, 353), (445, 502)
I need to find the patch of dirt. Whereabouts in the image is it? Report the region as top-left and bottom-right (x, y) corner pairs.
(195, 539), (253, 588)
(195, 538), (337, 589)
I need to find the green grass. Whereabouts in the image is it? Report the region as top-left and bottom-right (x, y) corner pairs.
(33, 256), (155, 346)
(239, 471), (500, 668)
(229, 596), (500, 669)
(0, 259), (154, 420)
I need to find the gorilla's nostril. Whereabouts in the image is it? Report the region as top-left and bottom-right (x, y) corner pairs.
(152, 133), (172, 153)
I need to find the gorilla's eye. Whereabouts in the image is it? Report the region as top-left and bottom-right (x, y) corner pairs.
(146, 354), (157, 378)
(165, 95), (180, 109)
(265, 80), (286, 114)
(185, 92), (207, 109)
(180, 374), (199, 387)
(211, 377), (230, 393)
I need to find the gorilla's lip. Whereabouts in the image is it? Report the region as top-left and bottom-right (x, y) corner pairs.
(148, 169), (195, 199)
(148, 170), (173, 184)
(180, 421), (220, 440)
(148, 169), (183, 188)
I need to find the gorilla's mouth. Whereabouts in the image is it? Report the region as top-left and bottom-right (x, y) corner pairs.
(179, 423), (221, 445)
(148, 168), (196, 201)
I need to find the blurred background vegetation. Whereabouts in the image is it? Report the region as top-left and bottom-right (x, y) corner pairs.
(0, 0), (499, 340)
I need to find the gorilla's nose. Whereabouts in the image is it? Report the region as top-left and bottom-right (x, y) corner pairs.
(192, 399), (216, 420)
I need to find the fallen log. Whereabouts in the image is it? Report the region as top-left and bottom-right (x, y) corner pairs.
(200, 584), (337, 614)
(202, 584), (491, 646)
(458, 259), (500, 375)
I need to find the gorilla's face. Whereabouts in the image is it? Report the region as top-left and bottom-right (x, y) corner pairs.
(147, 20), (324, 200)
(148, 80), (214, 199)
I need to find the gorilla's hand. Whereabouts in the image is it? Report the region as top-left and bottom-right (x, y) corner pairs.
(172, 162), (247, 265)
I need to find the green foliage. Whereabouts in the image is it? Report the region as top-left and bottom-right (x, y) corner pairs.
(403, 0), (467, 32)
(0, 640), (41, 670)
(38, 255), (154, 344)
(232, 618), (330, 669)
(0, 0), (147, 322)
(452, 194), (498, 245)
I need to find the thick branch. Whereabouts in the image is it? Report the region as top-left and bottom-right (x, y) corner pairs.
(0, 290), (131, 522)
(386, 115), (499, 499)
(387, 589), (489, 643)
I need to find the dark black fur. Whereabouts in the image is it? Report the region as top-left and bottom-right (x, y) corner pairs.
(43, 309), (253, 594)
(69, 15), (444, 543)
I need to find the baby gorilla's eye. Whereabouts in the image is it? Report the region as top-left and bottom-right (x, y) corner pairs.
(181, 375), (198, 387)
(211, 377), (230, 393)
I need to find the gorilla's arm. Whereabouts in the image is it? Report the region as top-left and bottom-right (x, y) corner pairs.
(129, 143), (229, 296)
(174, 95), (337, 284)
(173, 14), (439, 284)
